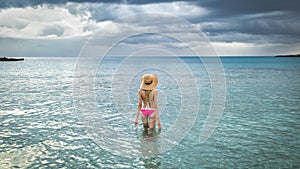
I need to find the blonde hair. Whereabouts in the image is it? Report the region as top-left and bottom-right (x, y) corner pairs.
(144, 90), (152, 107)
(144, 90), (152, 103)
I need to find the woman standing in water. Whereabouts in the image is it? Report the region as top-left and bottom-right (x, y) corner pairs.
(134, 74), (161, 130)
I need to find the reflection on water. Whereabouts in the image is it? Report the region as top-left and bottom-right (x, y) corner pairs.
(135, 128), (162, 169)
(142, 156), (162, 169)
(136, 128), (161, 157)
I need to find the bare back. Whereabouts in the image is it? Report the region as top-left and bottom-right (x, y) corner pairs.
(139, 89), (158, 109)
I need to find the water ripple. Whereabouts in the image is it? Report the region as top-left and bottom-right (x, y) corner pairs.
(0, 57), (300, 168)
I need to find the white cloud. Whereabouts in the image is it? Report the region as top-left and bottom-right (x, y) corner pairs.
(71, 2), (208, 21)
(0, 2), (207, 40)
(0, 4), (105, 39)
(140, 2), (208, 19)
(77, 11), (217, 57)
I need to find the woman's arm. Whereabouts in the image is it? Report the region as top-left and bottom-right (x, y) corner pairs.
(154, 90), (161, 128)
(134, 90), (142, 127)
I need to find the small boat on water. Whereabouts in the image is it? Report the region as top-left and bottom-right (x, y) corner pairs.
(0, 57), (24, 61)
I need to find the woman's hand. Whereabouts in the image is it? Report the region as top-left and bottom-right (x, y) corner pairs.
(157, 122), (161, 128)
(134, 121), (138, 127)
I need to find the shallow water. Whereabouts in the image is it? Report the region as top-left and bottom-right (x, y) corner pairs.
(0, 57), (299, 168)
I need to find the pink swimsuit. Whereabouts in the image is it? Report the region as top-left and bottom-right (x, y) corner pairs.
(141, 109), (155, 117)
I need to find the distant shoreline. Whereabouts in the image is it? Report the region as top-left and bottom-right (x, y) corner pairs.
(275, 54), (300, 57)
(0, 57), (24, 61)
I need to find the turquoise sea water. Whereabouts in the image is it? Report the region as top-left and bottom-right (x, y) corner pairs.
(0, 57), (299, 168)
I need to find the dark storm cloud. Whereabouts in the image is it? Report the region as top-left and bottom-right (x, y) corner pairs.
(199, 0), (300, 17)
(194, 0), (300, 43)
(0, 0), (189, 8)
(2, 0), (299, 17)
(201, 14), (300, 37)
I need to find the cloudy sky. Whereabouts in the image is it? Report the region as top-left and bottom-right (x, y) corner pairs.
(0, 0), (299, 57)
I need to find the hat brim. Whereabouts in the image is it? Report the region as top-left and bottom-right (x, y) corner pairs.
(140, 74), (158, 90)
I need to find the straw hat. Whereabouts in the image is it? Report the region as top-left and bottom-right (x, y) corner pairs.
(140, 74), (158, 90)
